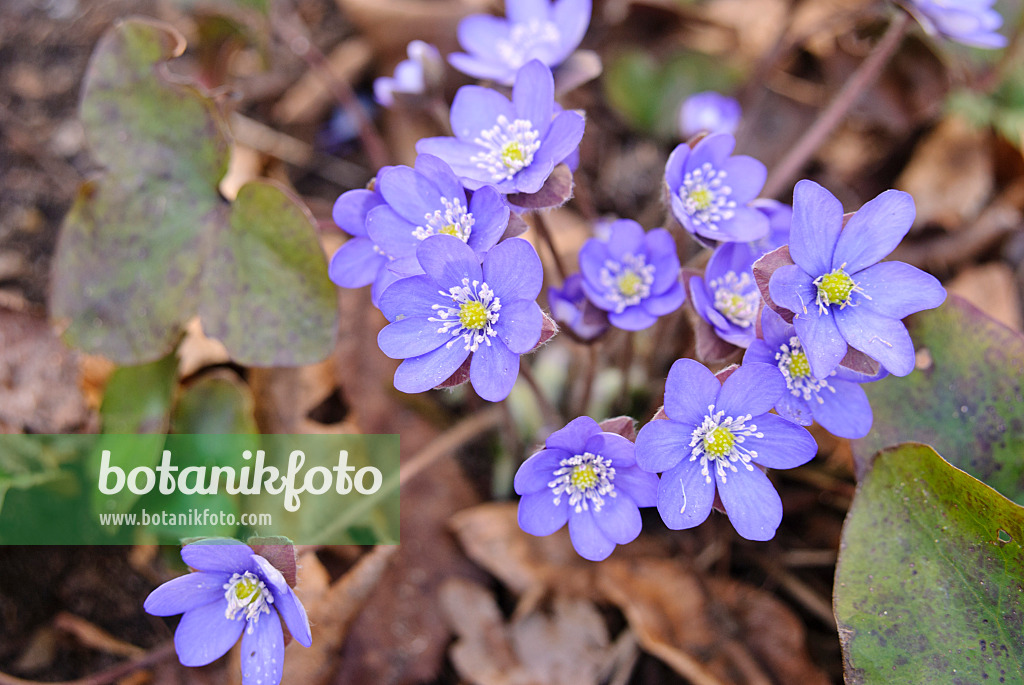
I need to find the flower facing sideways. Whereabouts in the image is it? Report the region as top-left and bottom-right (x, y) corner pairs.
(377, 234), (544, 402)
(416, 60), (585, 196)
(689, 241), (762, 348)
(515, 415), (659, 561)
(767, 180), (946, 379)
(144, 539), (311, 685)
(903, 0), (1007, 49)
(678, 91), (742, 140)
(634, 359), (817, 541)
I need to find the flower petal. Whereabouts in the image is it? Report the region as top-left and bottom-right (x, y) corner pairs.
(769, 264), (817, 317)
(483, 237), (543, 301)
(609, 306), (657, 331)
(641, 281), (685, 316)
(415, 137), (492, 189)
(664, 143), (690, 189)
(613, 466), (660, 508)
(450, 85), (516, 141)
(466, 186), (510, 253)
(470, 338), (520, 401)
(552, 0), (592, 53)
(742, 339), (776, 366)
(456, 15), (510, 62)
(833, 306), (916, 377)
(417, 234), (483, 287)
(518, 490), (568, 536)
(748, 413), (817, 468)
(181, 539), (256, 574)
(365, 205), (419, 259)
(793, 308), (847, 379)
(497, 299), (543, 353)
(715, 362), (786, 418)
(545, 415), (600, 453)
(663, 358), (720, 425)
(833, 189), (915, 273)
(332, 188), (382, 237)
(646, 228), (682, 293)
(656, 460), (715, 530)
(514, 448), (567, 494)
(530, 110), (586, 177)
(144, 571), (231, 617)
(854, 261), (946, 320)
(605, 219), (645, 260)
(568, 508), (616, 561)
(378, 275), (445, 322)
(240, 609), (284, 685)
(328, 238), (385, 288)
(634, 418), (695, 473)
(415, 153), (465, 201)
(810, 379), (873, 439)
(377, 166), (444, 225)
(583, 432), (635, 467)
(393, 343), (471, 393)
(719, 155), (766, 203)
(174, 600), (244, 667)
(593, 491), (642, 545)
(687, 132), (735, 170)
(507, 0), (550, 25)
(378, 317), (449, 359)
(513, 60), (555, 138)
(789, 179), (842, 276)
(717, 466), (783, 541)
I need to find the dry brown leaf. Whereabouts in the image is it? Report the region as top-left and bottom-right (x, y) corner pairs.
(0, 309), (88, 432)
(271, 38), (373, 125)
(177, 316), (231, 378)
(333, 0), (488, 57)
(441, 578), (611, 685)
(897, 116), (993, 230)
(947, 262), (1022, 331)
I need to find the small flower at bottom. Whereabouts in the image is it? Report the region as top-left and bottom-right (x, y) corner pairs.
(144, 539), (311, 685)
(515, 416), (659, 561)
(634, 359), (817, 541)
(377, 234), (544, 401)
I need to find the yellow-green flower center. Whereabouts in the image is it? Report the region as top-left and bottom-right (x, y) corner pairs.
(617, 270), (643, 297)
(459, 300), (489, 330)
(439, 224), (460, 236)
(788, 350), (811, 379)
(703, 425), (735, 457)
(501, 141), (527, 168)
(234, 577), (259, 602)
(816, 268), (855, 306)
(688, 187), (713, 210)
(570, 464), (599, 490)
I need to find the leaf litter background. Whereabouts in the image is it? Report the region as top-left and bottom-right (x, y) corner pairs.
(1, 0), (1024, 683)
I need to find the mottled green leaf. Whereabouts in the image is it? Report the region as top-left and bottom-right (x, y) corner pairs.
(171, 374), (258, 436)
(853, 296), (1024, 504)
(0, 436), (81, 515)
(51, 19), (337, 367)
(200, 181), (337, 366)
(835, 443), (1024, 684)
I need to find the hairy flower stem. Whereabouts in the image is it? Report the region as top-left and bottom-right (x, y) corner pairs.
(572, 343), (599, 419)
(530, 211), (569, 282)
(520, 362), (564, 428)
(762, 12), (912, 199)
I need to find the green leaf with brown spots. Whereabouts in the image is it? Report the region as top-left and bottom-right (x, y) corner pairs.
(51, 18), (336, 367)
(834, 443), (1024, 684)
(853, 296), (1024, 504)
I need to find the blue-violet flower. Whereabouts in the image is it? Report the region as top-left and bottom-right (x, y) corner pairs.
(768, 180), (946, 378)
(578, 219), (686, 331)
(416, 59), (585, 195)
(635, 359), (817, 541)
(144, 539), (312, 685)
(377, 234), (543, 401)
(329, 175), (396, 306)
(744, 308), (876, 439)
(689, 241), (762, 348)
(903, 0), (1007, 49)
(373, 40), (444, 107)
(449, 0), (591, 85)
(548, 273), (610, 341)
(515, 415), (659, 561)
(665, 133), (769, 243)
(678, 91), (742, 139)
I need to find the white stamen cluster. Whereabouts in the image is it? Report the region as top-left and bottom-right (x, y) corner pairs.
(429, 278), (501, 352)
(598, 253), (656, 313)
(413, 197), (475, 242)
(709, 270), (760, 328)
(223, 571), (274, 634)
(496, 19), (562, 69)
(688, 407), (764, 484)
(776, 335), (834, 403)
(548, 451), (616, 513)
(679, 162), (736, 231)
(471, 116), (541, 182)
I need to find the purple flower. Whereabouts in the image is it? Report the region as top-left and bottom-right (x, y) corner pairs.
(547, 273), (609, 341)
(744, 308), (876, 439)
(144, 539), (311, 685)
(416, 60), (585, 195)
(665, 133), (769, 243)
(377, 234), (543, 401)
(750, 198), (792, 254)
(366, 154), (509, 278)
(903, 0), (1007, 49)
(514, 415), (659, 561)
(578, 219), (686, 331)
(449, 0), (591, 85)
(373, 41), (443, 107)
(678, 91), (742, 139)
(329, 155), (509, 303)
(689, 241), (762, 348)
(635, 359), (817, 541)
(767, 180), (946, 378)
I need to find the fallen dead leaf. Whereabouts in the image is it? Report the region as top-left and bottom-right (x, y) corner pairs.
(947, 261), (1022, 331)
